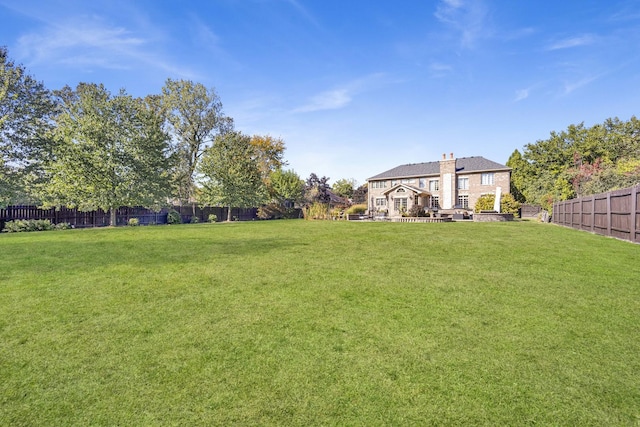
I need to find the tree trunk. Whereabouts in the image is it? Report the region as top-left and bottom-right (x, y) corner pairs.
(227, 206), (232, 222)
(109, 207), (117, 227)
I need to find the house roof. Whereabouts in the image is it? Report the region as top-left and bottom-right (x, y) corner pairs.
(367, 156), (510, 181)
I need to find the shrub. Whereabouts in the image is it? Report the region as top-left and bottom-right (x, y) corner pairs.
(408, 204), (428, 217)
(208, 214), (218, 223)
(345, 204), (367, 215)
(55, 222), (72, 230)
(167, 210), (182, 224)
(258, 203), (286, 220)
(128, 218), (140, 226)
(474, 195), (495, 212)
(501, 193), (521, 217)
(303, 202), (330, 220)
(2, 219), (55, 233)
(190, 216), (200, 223)
(330, 208), (345, 220)
(474, 193), (521, 216)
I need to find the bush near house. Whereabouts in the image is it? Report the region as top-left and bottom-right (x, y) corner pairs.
(408, 204), (429, 217)
(345, 204), (367, 215)
(474, 193), (520, 216)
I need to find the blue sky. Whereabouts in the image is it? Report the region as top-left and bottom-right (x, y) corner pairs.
(2, 0), (640, 185)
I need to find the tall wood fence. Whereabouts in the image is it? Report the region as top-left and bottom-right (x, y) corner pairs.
(0, 205), (259, 230)
(520, 204), (542, 219)
(552, 184), (640, 244)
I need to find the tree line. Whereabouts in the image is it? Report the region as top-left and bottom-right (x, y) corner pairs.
(507, 117), (640, 210)
(1, 47), (363, 224)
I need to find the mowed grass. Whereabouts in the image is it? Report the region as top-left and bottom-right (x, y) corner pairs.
(1, 220), (639, 426)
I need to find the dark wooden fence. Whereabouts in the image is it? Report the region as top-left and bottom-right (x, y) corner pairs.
(0, 205), (259, 230)
(552, 184), (640, 244)
(520, 204), (542, 218)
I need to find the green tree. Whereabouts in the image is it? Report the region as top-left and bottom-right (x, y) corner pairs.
(351, 183), (368, 204)
(270, 169), (304, 207)
(513, 116), (640, 207)
(198, 131), (266, 222)
(161, 79), (233, 208)
(332, 178), (356, 199)
(506, 149), (527, 203)
(0, 47), (56, 206)
(38, 83), (173, 226)
(249, 135), (287, 183)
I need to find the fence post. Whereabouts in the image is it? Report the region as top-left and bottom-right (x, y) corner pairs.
(606, 192), (612, 237)
(569, 200), (573, 228)
(578, 197), (583, 229)
(631, 186), (638, 243)
(590, 196), (595, 233)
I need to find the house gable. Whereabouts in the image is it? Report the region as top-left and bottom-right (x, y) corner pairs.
(381, 183), (430, 197)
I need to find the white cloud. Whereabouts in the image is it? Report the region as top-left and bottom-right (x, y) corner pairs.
(429, 62), (453, 77)
(434, 0), (490, 48)
(285, 0), (323, 30)
(294, 89), (351, 113)
(546, 35), (596, 50)
(18, 22), (144, 66)
(563, 76), (598, 94)
(15, 15), (195, 78)
(293, 73), (387, 113)
(514, 89), (529, 102)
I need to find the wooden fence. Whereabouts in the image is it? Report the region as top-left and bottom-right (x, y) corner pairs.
(520, 204), (542, 218)
(552, 184), (640, 244)
(0, 205), (259, 230)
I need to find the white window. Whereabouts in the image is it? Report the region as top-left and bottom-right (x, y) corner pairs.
(391, 180), (399, 186)
(430, 196), (439, 209)
(419, 178), (426, 188)
(371, 181), (387, 189)
(458, 177), (469, 190)
(394, 198), (408, 211)
(481, 173), (494, 185)
(457, 195), (469, 209)
(429, 179), (439, 192)
(375, 197), (386, 206)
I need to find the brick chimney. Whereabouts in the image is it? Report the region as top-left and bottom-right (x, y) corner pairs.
(439, 152), (456, 209)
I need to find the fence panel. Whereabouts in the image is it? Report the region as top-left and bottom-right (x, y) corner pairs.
(520, 204), (542, 218)
(553, 184), (640, 244)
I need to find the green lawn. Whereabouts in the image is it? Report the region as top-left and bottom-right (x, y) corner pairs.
(1, 220), (639, 425)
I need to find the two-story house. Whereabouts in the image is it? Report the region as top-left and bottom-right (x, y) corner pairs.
(367, 153), (511, 217)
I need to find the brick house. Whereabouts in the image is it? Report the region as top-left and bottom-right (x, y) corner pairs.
(367, 153), (511, 217)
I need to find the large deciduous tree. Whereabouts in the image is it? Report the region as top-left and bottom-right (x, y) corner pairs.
(38, 83), (173, 226)
(270, 168), (304, 207)
(161, 79), (233, 209)
(249, 135), (287, 184)
(0, 46), (56, 206)
(198, 131), (266, 221)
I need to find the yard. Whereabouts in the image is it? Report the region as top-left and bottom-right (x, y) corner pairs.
(1, 220), (639, 425)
